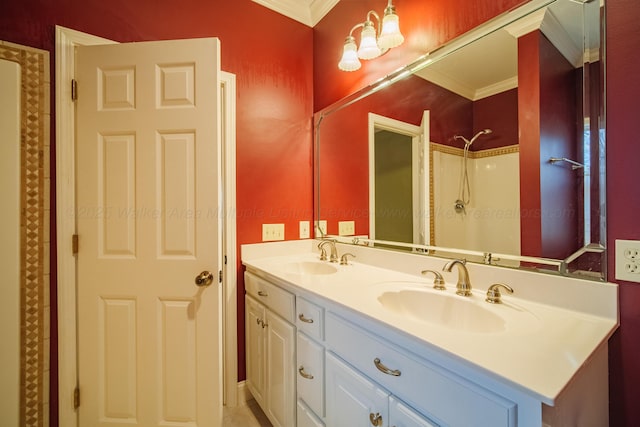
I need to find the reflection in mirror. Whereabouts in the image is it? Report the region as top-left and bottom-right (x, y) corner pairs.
(315, 0), (606, 279)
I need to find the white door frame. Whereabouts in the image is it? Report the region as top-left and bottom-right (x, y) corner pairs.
(55, 26), (238, 427)
(367, 112), (430, 245)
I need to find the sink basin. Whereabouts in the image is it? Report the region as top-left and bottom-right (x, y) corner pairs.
(280, 261), (338, 276)
(377, 289), (506, 333)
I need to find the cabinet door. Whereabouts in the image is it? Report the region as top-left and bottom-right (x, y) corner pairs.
(390, 396), (439, 427)
(265, 310), (296, 427)
(245, 295), (266, 407)
(326, 352), (389, 427)
(298, 400), (325, 427)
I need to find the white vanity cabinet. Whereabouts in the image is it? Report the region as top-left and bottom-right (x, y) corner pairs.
(244, 272), (296, 427)
(326, 312), (517, 427)
(242, 242), (618, 427)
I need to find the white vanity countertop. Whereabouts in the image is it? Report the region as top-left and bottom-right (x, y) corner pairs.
(241, 240), (619, 406)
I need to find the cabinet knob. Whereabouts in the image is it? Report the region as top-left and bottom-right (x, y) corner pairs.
(369, 412), (383, 426)
(257, 290), (268, 297)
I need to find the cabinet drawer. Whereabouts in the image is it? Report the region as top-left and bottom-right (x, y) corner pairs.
(390, 396), (439, 427)
(326, 352), (390, 427)
(297, 332), (325, 417)
(296, 297), (324, 341)
(245, 272), (295, 322)
(326, 312), (516, 427)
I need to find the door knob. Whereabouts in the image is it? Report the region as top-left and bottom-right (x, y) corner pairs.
(195, 271), (214, 287)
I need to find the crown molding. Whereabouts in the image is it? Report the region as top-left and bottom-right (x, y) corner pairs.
(252, 0), (339, 27)
(310, 0), (340, 26)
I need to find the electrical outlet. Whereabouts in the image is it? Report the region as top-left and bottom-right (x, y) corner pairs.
(338, 220), (355, 236)
(314, 220), (327, 237)
(299, 221), (310, 239)
(262, 223), (285, 241)
(615, 239), (640, 282)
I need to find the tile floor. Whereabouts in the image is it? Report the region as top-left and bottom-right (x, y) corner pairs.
(223, 399), (272, 426)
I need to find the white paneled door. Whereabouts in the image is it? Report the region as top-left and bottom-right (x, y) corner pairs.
(76, 38), (222, 426)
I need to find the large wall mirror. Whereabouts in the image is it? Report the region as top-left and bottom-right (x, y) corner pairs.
(315, 0), (606, 280)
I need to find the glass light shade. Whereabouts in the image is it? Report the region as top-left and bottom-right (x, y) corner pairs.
(357, 21), (382, 60)
(378, 6), (404, 49)
(338, 36), (361, 71)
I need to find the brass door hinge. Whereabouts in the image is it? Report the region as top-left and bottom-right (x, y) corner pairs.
(218, 270), (223, 283)
(71, 79), (78, 101)
(73, 386), (80, 410)
(72, 234), (79, 255)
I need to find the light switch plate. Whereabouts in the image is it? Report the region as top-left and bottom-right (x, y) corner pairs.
(339, 221), (355, 236)
(314, 220), (327, 237)
(262, 223), (285, 241)
(299, 221), (310, 239)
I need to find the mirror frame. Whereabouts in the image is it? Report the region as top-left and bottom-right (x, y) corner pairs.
(0, 41), (50, 425)
(314, 0), (606, 280)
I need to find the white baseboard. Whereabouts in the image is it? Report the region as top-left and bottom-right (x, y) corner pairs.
(233, 381), (254, 407)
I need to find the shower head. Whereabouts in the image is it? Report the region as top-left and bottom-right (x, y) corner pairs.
(453, 129), (493, 148)
(468, 128), (493, 145)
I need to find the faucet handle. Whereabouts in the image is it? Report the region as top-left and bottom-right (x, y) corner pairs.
(318, 239), (334, 261)
(421, 270), (446, 291)
(340, 253), (355, 265)
(485, 283), (514, 304)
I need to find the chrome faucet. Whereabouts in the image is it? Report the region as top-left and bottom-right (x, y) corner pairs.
(442, 259), (472, 296)
(318, 239), (339, 263)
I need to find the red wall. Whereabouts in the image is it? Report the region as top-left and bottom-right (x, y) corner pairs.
(606, 0), (640, 425)
(518, 30), (580, 260)
(518, 31), (543, 257)
(472, 89), (519, 151)
(0, 1), (313, 424)
(538, 32), (580, 259)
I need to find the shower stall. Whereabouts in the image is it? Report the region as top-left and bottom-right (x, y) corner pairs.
(431, 131), (521, 261)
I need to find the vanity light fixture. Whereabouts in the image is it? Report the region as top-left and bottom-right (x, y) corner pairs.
(338, 0), (405, 72)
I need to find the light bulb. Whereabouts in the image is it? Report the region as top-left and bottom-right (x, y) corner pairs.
(357, 21), (381, 60)
(338, 36), (361, 71)
(378, 5), (404, 50)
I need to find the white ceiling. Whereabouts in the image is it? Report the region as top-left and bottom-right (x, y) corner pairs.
(252, 0), (339, 27)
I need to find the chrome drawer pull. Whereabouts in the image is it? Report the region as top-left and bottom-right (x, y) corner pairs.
(374, 358), (401, 376)
(298, 366), (314, 380)
(369, 412), (383, 426)
(257, 290), (268, 297)
(298, 313), (314, 324)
